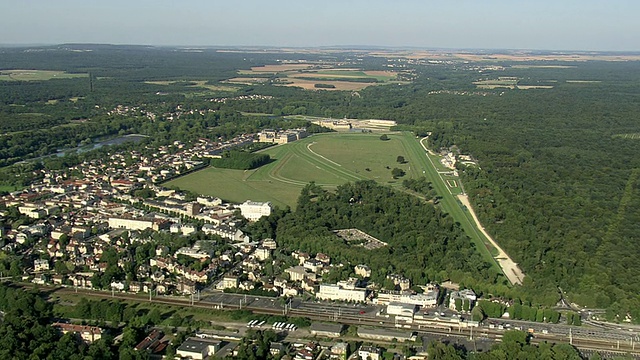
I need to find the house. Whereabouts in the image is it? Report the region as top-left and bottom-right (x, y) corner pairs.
(358, 346), (381, 360)
(254, 247), (271, 261)
(34, 259), (50, 272)
(32, 274), (48, 285)
(315, 253), (331, 264)
(134, 329), (164, 352)
(176, 338), (221, 360)
(219, 275), (238, 289)
(303, 259), (323, 273)
(129, 282), (143, 293)
(354, 264), (372, 278)
(270, 342), (286, 356)
(52, 323), (103, 343)
(448, 289), (477, 311)
(262, 238), (277, 250)
(177, 279), (197, 295)
(201, 224), (249, 243)
(285, 266), (309, 282)
(330, 343), (348, 359)
(111, 281), (125, 291)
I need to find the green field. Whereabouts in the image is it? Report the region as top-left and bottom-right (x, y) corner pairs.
(166, 131), (502, 275)
(314, 70), (396, 82)
(0, 185), (21, 192)
(166, 133), (414, 208)
(0, 70), (87, 81)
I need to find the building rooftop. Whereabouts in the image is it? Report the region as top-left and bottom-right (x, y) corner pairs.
(309, 322), (343, 334)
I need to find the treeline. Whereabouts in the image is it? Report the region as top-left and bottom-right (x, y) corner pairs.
(0, 284), (114, 359)
(210, 151), (271, 170)
(250, 180), (500, 288)
(473, 300), (562, 324)
(402, 177), (437, 200)
(427, 330), (582, 360)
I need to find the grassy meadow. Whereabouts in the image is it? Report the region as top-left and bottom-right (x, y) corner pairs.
(167, 133), (415, 208)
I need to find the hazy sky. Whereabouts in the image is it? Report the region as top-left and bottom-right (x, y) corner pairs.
(1, 0), (638, 51)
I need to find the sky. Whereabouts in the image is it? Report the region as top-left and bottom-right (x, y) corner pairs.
(1, 0), (638, 51)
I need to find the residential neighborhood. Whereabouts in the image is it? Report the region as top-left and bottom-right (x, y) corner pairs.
(0, 117), (588, 360)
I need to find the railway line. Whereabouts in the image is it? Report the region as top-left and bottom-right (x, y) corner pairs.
(53, 287), (640, 357)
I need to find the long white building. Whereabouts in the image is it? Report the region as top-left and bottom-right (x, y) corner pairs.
(316, 284), (367, 303)
(238, 201), (272, 221)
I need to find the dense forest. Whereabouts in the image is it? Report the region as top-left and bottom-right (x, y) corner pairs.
(2, 45), (640, 320)
(250, 181), (499, 288)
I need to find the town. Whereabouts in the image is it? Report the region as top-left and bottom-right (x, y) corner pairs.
(0, 129), (514, 360)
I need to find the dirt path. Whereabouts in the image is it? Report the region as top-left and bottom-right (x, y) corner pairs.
(457, 194), (525, 285)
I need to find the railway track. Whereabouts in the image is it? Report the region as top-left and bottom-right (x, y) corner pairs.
(53, 287), (640, 356)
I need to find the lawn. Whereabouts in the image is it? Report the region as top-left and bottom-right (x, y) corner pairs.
(166, 132), (504, 277)
(0, 185), (22, 192)
(0, 70), (87, 81)
(167, 133), (418, 208)
(165, 166), (299, 209)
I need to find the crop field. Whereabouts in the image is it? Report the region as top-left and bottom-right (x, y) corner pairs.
(0, 70), (87, 81)
(235, 63), (401, 91)
(249, 64), (316, 72)
(225, 77), (270, 85)
(167, 133), (415, 208)
(277, 78), (378, 91)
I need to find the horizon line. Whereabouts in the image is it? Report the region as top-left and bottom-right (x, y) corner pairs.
(1, 43), (639, 54)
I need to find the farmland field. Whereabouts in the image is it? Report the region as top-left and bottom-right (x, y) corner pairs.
(166, 133), (415, 208)
(277, 78), (379, 91)
(235, 63), (401, 91)
(0, 70), (87, 81)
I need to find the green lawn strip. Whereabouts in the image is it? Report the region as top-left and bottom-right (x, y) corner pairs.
(401, 133), (502, 274)
(308, 133), (407, 184)
(165, 167), (294, 208)
(276, 150), (347, 186)
(287, 137), (364, 182)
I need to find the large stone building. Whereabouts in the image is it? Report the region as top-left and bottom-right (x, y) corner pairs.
(258, 128), (308, 144)
(238, 200), (272, 221)
(108, 216), (168, 231)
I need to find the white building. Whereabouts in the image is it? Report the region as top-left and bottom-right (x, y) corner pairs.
(176, 338), (220, 360)
(108, 217), (155, 231)
(238, 201), (272, 221)
(449, 289), (477, 311)
(376, 290), (439, 307)
(354, 264), (371, 278)
(358, 346), (381, 360)
(386, 302), (417, 317)
(316, 284), (367, 302)
(254, 247), (271, 261)
(34, 259), (50, 272)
